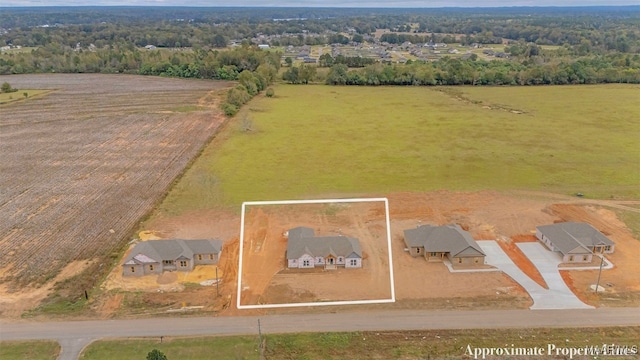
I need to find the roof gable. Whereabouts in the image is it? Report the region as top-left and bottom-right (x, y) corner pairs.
(537, 222), (613, 255)
(123, 239), (223, 265)
(404, 224), (485, 258)
(287, 229), (362, 260)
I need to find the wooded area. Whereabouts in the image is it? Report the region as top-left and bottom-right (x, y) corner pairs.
(1, 6), (639, 89)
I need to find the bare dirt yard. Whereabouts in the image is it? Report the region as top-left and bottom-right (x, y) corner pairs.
(103, 190), (639, 319)
(239, 201), (393, 306)
(0, 74), (232, 317)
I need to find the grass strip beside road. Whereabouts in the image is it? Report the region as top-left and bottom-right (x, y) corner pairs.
(79, 327), (640, 359)
(0, 340), (60, 360)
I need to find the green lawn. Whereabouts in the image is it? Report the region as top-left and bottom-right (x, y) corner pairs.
(0, 340), (60, 360)
(156, 84), (640, 214)
(79, 327), (640, 360)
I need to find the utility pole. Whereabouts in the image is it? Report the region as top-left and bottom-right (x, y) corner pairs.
(215, 266), (219, 298)
(258, 318), (265, 360)
(594, 254), (604, 293)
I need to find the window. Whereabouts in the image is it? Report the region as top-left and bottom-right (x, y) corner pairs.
(303, 260), (310, 267)
(430, 252), (437, 257)
(338, 257), (343, 262)
(149, 265), (154, 271)
(475, 258), (479, 263)
(350, 259), (358, 266)
(163, 260), (172, 265)
(416, 248), (421, 254)
(569, 256), (574, 262)
(198, 254), (203, 261)
(210, 254), (215, 260)
(130, 266), (135, 273)
(458, 258), (462, 264)
(180, 260), (187, 267)
(583, 255), (589, 261)
(605, 245), (611, 252)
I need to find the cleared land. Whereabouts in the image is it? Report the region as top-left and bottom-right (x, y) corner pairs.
(239, 202), (393, 306)
(0, 74), (232, 316)
(130, 84), (639, 317)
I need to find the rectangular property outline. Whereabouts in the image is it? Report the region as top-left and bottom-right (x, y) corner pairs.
(237, 197), (395, 309)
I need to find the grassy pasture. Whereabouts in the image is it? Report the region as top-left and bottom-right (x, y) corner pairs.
(79, 327), (640, 359)
(0, 340), (60, 360)
(159, 84), (639, 212)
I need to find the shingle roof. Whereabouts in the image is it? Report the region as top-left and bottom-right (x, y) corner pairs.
(403, 224), (485, 258)
(286, 227), (362, 260)
(123, 239), (223, 264)
(536, 222), (614, 256)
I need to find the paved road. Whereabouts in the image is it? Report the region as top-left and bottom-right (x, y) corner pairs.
(2, 308), (640, 360)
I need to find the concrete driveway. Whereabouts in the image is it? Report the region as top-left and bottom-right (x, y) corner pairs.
(478, 241), (593, 310)
(517, 242), (594, 309)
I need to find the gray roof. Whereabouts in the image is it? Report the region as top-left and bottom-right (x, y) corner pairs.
(123, 239), (223, 265)
(286, 227), (362, 260)
(537, 222), (614, 256)
(403, 224), (485, 258)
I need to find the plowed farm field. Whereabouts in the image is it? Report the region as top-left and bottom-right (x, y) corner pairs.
(0, 74), (232, 289)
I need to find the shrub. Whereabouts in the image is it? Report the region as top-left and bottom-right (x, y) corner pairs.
(265, 88), (275, 97)
(221, 102), (238, 116)
(147, 349), (168, 360)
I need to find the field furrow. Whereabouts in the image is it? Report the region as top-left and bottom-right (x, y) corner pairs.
(0, 74), (232, 285)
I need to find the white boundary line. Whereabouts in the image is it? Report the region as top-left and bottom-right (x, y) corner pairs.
(237, 197), (395, 309)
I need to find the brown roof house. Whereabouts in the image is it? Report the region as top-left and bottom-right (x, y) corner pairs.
(122, 239), (223, 277)
(286, 227), (362, 270)
(403, 224), (486, 265)
(536, 222), (614, 263)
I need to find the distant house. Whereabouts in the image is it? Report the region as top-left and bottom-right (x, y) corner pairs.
(286, 227), (362, 269)
(258, 44), (270, 49)
(536, 222), (614, 263)
(123, 239), (223, 276)
(403, 224), (485, 265)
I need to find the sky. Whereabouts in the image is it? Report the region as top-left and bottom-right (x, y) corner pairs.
(2, 0), (640, 7)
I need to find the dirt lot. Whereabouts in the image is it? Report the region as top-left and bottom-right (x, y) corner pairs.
(0, 74), (232, 316)
(551, 204), (640, 306)
(239, 202), (392, 306)
(3, 187), (638, 319)
(93, 190), (639, 319)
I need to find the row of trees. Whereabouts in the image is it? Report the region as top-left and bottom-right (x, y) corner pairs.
(303, 55), (640, 86)
(0, 43), (279, 79)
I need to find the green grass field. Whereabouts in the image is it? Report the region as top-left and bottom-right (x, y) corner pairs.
(0, 340), (60, 360)
(79, 327), (640, 360)
(157, 84), (639, 214)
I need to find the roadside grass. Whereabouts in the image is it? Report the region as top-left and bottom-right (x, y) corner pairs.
(0, 340), (60, 360)
(79, 327), (640, 359)
(80, 336), (259, 360)
(0, 89), (51, 105)
(157, 84), (640, 213)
